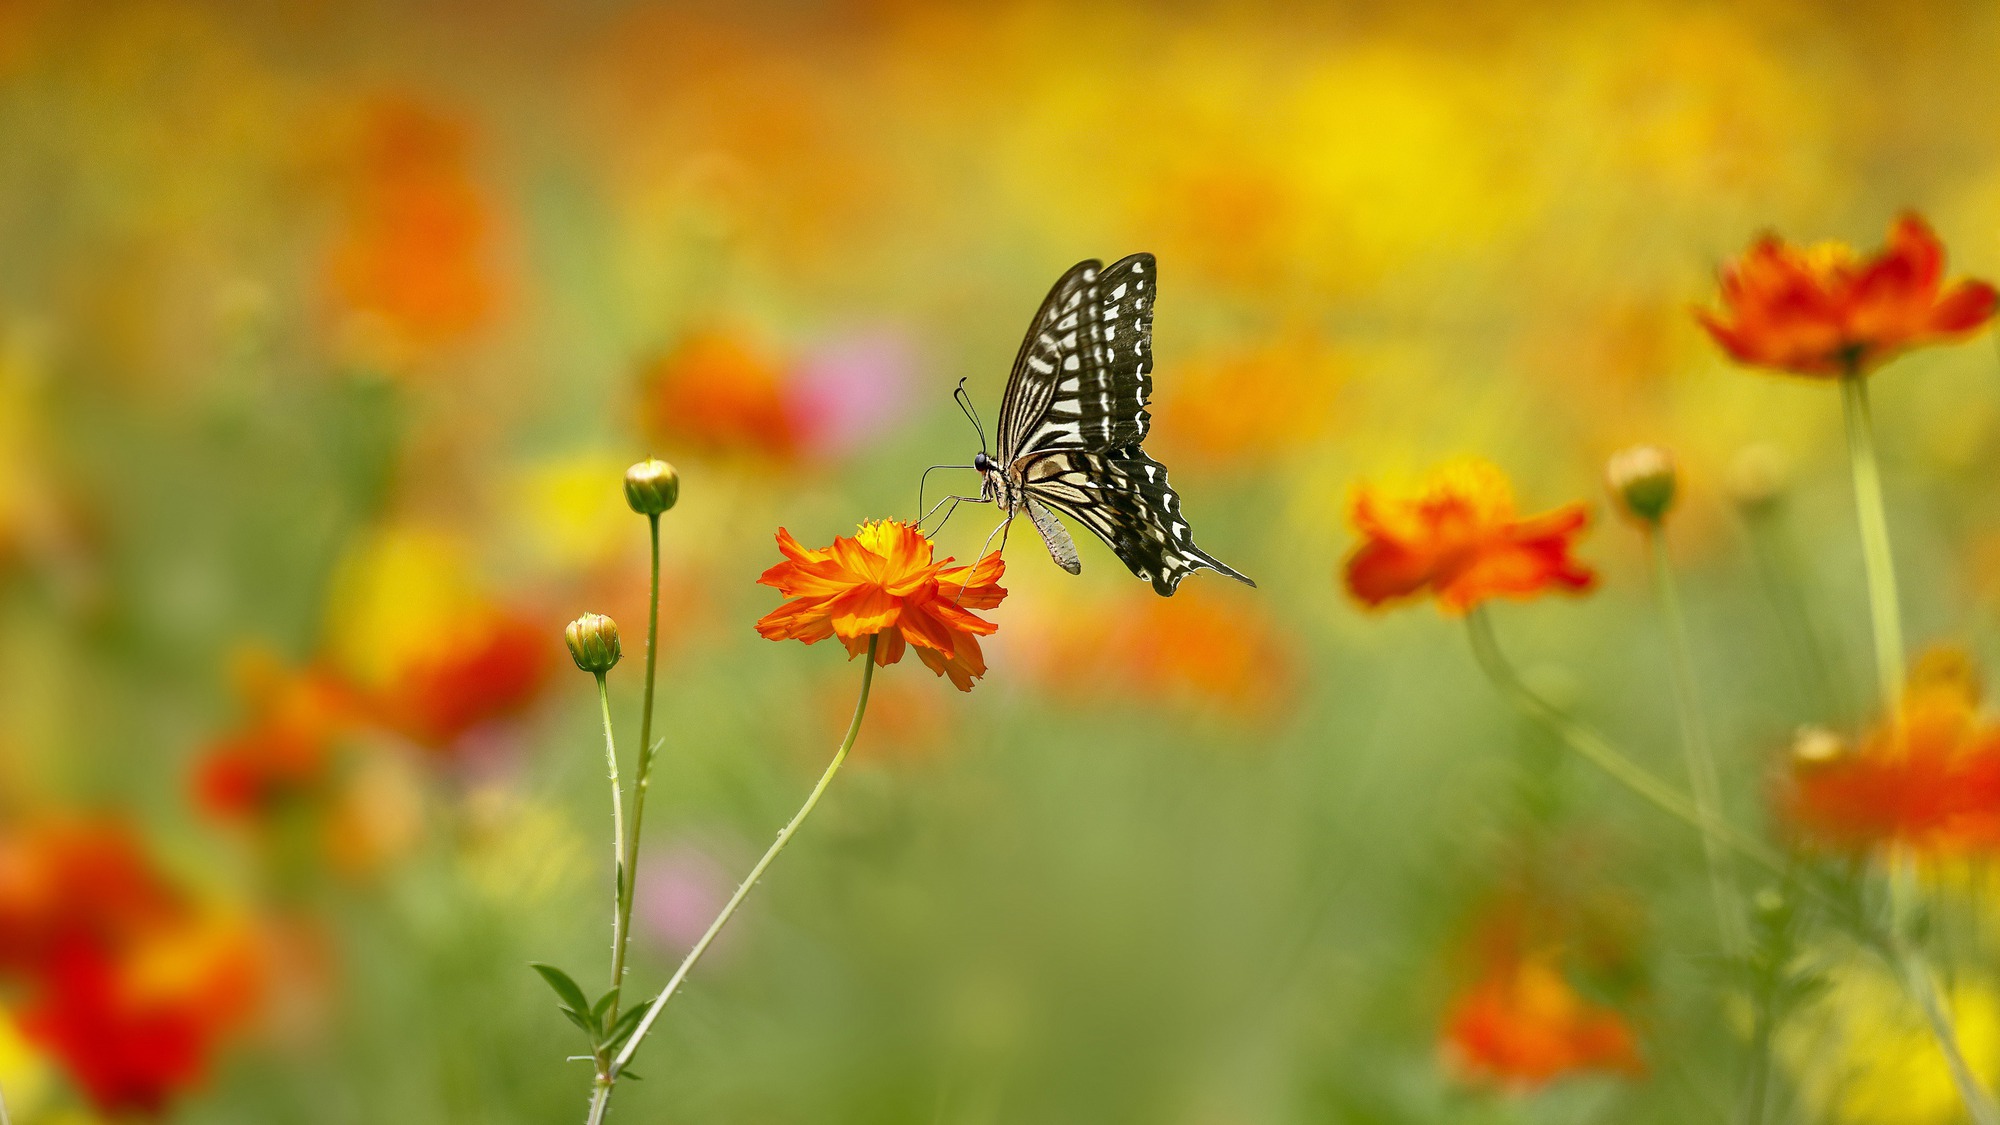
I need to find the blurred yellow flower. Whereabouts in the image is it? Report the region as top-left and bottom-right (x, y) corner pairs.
(1782, 960), (2000, 1125)
(513, 451), (633, 572)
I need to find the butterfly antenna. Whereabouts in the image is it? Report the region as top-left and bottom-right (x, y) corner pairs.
(953, 377), (989, 455)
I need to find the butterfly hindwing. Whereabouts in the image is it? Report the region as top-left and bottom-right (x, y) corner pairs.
(1018, 447), (1252, 596)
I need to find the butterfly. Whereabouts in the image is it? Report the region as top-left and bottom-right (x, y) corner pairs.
(927, 253), (1255, 596)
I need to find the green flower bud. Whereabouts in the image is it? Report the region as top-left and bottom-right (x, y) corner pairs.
(1728, 443), (1788, 514)
(565, 613), (621, 674)
(624, 458), (680, 516)
(1605, 444), (1678, 524)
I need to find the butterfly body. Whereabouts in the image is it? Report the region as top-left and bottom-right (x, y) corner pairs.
(972, 253), (1254, 596)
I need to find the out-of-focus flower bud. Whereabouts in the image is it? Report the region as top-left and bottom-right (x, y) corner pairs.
(1728, 444), (1789, 514)
(565, 613), (621, 674)
(1605, 445), (1678, 524)
(1791, 724), (1845, 766)
(624, 458), (680, 516)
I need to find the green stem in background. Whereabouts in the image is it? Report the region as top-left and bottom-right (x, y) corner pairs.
(1839, 366), (1999, 1123)
(1464, 608), (1788, 880)
(1739, 497), (1852, 729)
(606, 512), (665, 1029)
(1840, 370), (1906, 723)
(585, 635), (881, 1125)
(1, 1077), (11, 1125)
(1647, 527), (1748, 957)
(597, 675), (628, 1013)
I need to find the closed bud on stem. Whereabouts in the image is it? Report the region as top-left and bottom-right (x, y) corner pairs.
(1606, 444), (1678, 524)
(1728, 443), (1789, 515)
(565, 613), (622, 674)
(625, 458), (680, 516)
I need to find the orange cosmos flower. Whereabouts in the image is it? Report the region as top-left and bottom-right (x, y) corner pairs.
(755, 520), (1006, 692)
(1442, 890), (1645, 1090)
(640, 329), (806, 464)
(329, 95), (498, 357)
(376, 609), (553, 750)
(1697, 214), (1997, 377)
(1785, 649), (2000, 855)
(0, 820), (263, 1116)
(1444, 953), (1645, 1089)
(1343, 459), (1596, 614)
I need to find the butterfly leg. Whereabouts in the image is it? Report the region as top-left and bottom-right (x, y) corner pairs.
(918, 493), (988, 536)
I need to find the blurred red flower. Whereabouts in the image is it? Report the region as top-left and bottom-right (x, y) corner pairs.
(1697, 214), (1997, 377)
(193, 654), (358, 821)
(1786, 649), (2000, 855)
(640, 329), (806, 463)
(329, 95), (499, 356)
(755, 520), (1006, 691)
(1443, 953), (1645, 1089)
(1442, 891), (1644, 1090)
(0, 820), (262, 1116)
(1343, 459), (1595, 614)
(377, 610), (553, 750)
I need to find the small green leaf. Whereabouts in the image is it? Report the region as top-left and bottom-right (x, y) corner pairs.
(591, 989), (619, 1022)
(559, 1007), (594, 1036)
(605, 1003), (647, 1048)
(620, 1070), (643, 1082)
(530, 963), (591, 1014)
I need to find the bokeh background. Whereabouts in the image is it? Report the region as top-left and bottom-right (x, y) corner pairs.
(6, 1), (2000, 1122)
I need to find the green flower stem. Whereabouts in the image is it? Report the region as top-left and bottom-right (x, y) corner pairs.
(597, 674), (628, 1018)
(1646, 526), (1748, 956)
(586, 635), (880, 1125)
(1839, 366), (1999, 1124)
(1840, 370), (1906, 724)
(1, 1076), (11, 1125)
(1465, 608), (1787, 879)
(606, 512), (665, 1029)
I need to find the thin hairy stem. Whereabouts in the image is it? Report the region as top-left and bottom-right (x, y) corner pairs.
(585, 636), (880, 1124)
(1648, 527), (1748, 956)
(1465, 608), (1788, 879)
(597, 675), (627, 1012)
(607, 513), (664, 1029)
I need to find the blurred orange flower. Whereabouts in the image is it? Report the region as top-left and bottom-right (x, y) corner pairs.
(329, 95), (499, 357)
(376, 610), (553, 750)
(1343, 459), (1596, 614)
(640, 329), (805, 463)
(1697, 214), (1997, 378)
(1785, 649), (2000, 855)
(193, 653), (358, 821)
(1443, 951), (1645, 1089)
(0, 820), (261, 1116)
(756, 520), (1006, 691)
(1032, 589), (1298, 720)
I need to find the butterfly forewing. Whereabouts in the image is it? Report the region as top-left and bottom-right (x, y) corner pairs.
(995, 254), (1156, 460)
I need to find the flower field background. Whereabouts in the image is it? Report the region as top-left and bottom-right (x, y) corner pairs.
(8, 2), (2000, 1122)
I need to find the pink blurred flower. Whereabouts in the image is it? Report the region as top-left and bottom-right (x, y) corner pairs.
(637, 843), (735, 957)
(791, 330), (917, 458)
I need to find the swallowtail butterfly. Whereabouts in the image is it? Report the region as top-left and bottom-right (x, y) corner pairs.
(955, 253), (1255, 596)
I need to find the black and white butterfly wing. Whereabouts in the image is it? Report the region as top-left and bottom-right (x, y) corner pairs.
(1014, 446), (1252, 596)
(994, 253), (1253, 596)
(994, 253), (1154, 461)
